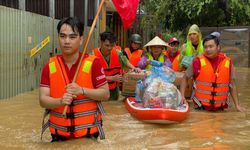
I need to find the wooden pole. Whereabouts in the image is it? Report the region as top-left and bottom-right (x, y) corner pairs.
(62, 0), (106, 117)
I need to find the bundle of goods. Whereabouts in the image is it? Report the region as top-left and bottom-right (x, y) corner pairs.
(135, 61), (182, 109)
(143, 78), (182, 109)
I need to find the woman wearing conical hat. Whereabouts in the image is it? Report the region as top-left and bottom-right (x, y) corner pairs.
(138, 36), (172, 70)
(179, 24), (203, 71)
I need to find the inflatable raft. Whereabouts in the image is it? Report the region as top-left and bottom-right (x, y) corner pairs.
(125, 97), (190, 124)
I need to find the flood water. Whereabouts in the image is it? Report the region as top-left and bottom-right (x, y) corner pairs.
(0, 68), (250, 150)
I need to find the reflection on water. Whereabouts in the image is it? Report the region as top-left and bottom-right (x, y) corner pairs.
(0, 68), (250, 149)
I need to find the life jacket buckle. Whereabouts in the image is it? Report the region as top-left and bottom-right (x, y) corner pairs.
(212, 82), (217, 87)
(211, 91), (216, 96)
(67, 126), (75, 132)
(66, 112), (75, 119)
(210, 99), (215, 105)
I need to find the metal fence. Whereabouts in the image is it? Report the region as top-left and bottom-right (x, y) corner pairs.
(0, 5), (98, 99)
(201, 27), (250, 67)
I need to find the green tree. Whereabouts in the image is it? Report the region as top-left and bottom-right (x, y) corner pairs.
(141, 0), (250, 33)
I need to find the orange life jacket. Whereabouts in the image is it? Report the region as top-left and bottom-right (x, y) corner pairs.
(42, 55), (105, 139)
(165, 52), (180, 72)
(172, 54), (180, 72)
(93, 47), (122, 90)
(124, 48), (143, 67)
(193, 54), (231, 109)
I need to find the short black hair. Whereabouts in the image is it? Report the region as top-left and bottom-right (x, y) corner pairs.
(203, 35), (220, 46)
(57, 17), (84, 36)
(100, 31), (117, 43)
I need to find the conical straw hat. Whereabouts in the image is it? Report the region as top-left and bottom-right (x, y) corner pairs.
(144, 36), (167, 48)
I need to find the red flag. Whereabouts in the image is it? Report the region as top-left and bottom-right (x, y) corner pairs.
(112, 0), (139, 30)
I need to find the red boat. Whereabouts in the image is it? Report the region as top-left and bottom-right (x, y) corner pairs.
(125, 97), (190, 124)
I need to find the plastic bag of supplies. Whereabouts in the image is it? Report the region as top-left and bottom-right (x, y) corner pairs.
(144, 62), (176, 86)
(142, 78), (182, 108)
(135, 61), (181, 108)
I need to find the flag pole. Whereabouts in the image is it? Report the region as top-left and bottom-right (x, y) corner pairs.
(62, 0), (106, 117)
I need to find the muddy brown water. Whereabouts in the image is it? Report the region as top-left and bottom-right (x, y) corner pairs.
(0, 68), (250, 149)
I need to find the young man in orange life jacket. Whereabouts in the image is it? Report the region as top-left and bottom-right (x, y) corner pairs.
(39, 17), (110, 142)
(180, 34), (243, 112)
(92, 32), (141, 100)
(165, 37), (181, 72)
(123, 34), (143, 67)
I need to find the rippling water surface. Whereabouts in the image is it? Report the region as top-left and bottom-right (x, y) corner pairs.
(0, 68), (249, 149)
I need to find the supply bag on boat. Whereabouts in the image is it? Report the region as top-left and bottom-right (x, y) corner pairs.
(139, 64), (181, 108)
(142, 77), (182, 108)
(135, 63), (175, 103)
(144, 63), (176, 86)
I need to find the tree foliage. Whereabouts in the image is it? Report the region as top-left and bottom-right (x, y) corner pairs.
(140, 0), (250, 33)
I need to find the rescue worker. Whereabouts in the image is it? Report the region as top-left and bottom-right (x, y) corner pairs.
(180, 34), (243, 112)
(92, 31), (141, 100)
(39, 17), (110, 142)
(138, 36), (172, 70)
(179, 24), (203, 71)
(165, 37), (181, 71)
(123, 34), (143, 67)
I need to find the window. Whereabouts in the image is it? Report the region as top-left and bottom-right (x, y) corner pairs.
(74, 0), (85, 24)
(55, 0), (70, 20)
(0, 0), (18, 9)
(87, 0), (95, 26)
(26, 0), (49, 16)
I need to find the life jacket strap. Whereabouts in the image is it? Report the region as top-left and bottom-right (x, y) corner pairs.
(51, 110), (97, 119)
(194, 96), (227, 105)
(72, 99), (94, 105)
(41, 120), (105, 140)
(96, 102), (105, 115)
(195, 81), (230, 87)
(40, 109), (50, 140)
(49, 121), (100, 131)
(41, 118), (50, 140)
(195, 89), (228, 96)
(49, 121), (105, 139)
(50, 102), (105, 119)
(40, 100), (105, 140)
(73, 100), (105, 115)
(193, 96), (202, 107)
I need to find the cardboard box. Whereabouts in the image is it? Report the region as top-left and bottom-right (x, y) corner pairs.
(121, 71), (146, 97)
